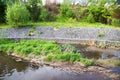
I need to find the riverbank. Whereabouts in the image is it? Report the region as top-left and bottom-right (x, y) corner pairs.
(0, 27), (120, 79)
(0, 27), (120, 49)
(0, 52), (119, 80)
(0, 39), (120, 79)
(8, 52), (120, 80)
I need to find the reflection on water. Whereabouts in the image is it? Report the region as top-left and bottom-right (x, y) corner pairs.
(110, 67), (120, 74)
(0, 52), (111, 80)
(0, 66), (111, 80)
(73, 45), (120, 59)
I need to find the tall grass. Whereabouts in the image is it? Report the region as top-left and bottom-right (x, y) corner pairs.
(0, 39), (94, 66)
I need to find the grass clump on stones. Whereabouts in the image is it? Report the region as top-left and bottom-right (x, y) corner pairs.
(0, 39), (94, 66)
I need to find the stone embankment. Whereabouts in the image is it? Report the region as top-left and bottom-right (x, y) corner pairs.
(0, 27), (120, 49)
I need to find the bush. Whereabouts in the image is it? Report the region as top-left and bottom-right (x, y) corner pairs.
(86, 13), (95, 23)
(0, 1), (6, 23)
(87, 5), (105, 23)
(59, 4), (75, 20)
(59, 44), (77, 53)
(111, 6), (120, 19)
(6, 2), (30, 27)
(25, 0), (42, 22)
(39, 7), (56, 21)
(72, 5), (88, 21)
(80, 58), (94, 67)
(112, 19), (120, 27)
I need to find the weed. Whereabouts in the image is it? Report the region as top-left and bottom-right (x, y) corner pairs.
(59, 44), (77, 53)
(114, 61), (120, 66)
(97, 33), (105, 37)
(44, 53), (81, 62)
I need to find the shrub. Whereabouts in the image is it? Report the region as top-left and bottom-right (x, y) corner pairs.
(6, 2), (30, 27)
(39, 7), (56, 21)
(72, 5), (88, 21)
(101, 8), (111, 24)
(112, 19), (120, 27)
(87, 5), (105, 23)
(111, 6), (120, 19)
(25, 0), (42, 22)
(80, 58), (94, 67)
(59, 4), (75, 20)
(0, 1), (6, 23)
(86, 13), (95, 23)
(59, 44), (77, 53)
(114, 60), (120, 66)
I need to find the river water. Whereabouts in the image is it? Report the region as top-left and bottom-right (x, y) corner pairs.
(74, 45), (120, 59)
(0, 52), (112, 80)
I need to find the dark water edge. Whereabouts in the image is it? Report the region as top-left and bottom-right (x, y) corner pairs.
(0, 52), (112, 80)
(110, 67), (120, 74)
(73, 45), (120, 59)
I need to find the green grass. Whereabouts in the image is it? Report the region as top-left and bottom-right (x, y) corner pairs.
(33, 22), (117, 28)
(0, 22), (118, 29)
(0, 40), (60, 56)
(0, 24), (12, 28)
(44, 53), (94, 66)
(114, 61), (120, 66)
(0, 39), (94, 66)
(44, 53), (81, 62)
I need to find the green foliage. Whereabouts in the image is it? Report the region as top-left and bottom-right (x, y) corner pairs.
(25, 0), (42, 22)
(0, 40), (59, 56)
(59, 44), (77, 53)
(0, 39), (14, 44)
(45, 53), (94, 66)
(28, 27), (35, 36)
(88, 0), (116, 6)
(80, 58), (94, 67)
(45, 53), (81, 62)
(39, 7), (56, 21)
(111, 6), (120, 19)
(87, 0), (116, 24)
(112, 19), (120, 27)
(0, 1), (6, 23)
(97, 33), (105, 37)
(102, 8), (111, 24)
(39, 7), (48, 21)
(59, 4), (75, 20)
(87, 13), (95, 23)
(6, 2), (30, 27)
(0, 39), (94, 66)
(114, 60), (120, 66)
(73, 6), (88, 21)
(87, 5), (105, 23)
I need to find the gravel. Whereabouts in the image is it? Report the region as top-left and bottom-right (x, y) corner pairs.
(0, 27), (120, 42)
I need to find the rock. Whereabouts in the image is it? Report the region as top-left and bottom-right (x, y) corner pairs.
(16, 58), (22, 62)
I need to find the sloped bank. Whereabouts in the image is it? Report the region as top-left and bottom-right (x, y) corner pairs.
(0, 27), (120, 49)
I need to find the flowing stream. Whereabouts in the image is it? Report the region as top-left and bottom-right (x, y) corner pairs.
(0, 52), (112, 80)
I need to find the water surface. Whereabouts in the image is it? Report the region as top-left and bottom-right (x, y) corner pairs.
(0, 52), (112, 80)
